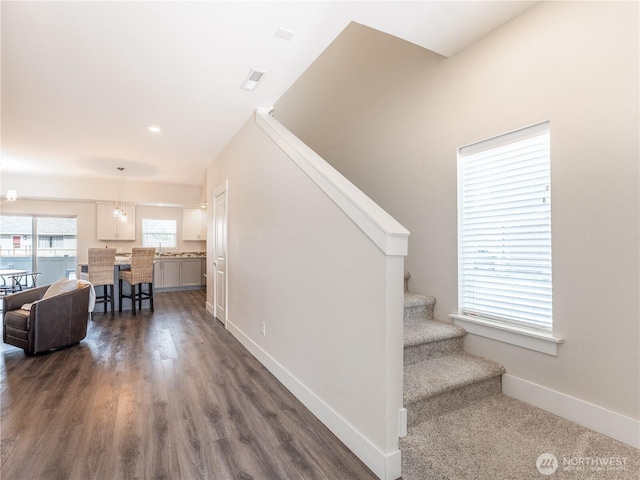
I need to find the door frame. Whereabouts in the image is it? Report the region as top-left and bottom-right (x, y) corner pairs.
(212, 180), (228, 327)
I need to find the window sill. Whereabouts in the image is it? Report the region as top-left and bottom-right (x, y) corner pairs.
(449, 314), (563, 356)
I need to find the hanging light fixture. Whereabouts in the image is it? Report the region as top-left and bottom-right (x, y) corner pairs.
(113, 167), (128, 223)
(0, 189), (18, 204)
(6, 190), (17, 202)
(0, 163), (18, 204)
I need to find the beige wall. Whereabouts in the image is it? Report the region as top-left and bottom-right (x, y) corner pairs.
(275, 2), (640, 419)
(206, 117), (405, 478)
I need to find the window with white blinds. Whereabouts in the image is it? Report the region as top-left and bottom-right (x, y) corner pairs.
(142, 219), (177, 249)
(458, 122), (552, 331)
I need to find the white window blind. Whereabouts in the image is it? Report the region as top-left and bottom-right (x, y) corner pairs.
(142, 219), (177, 248)
(458, 122), (552, 331)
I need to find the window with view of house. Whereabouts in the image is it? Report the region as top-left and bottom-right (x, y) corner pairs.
(38, 235), (64, 248)
(0, 215), (77, 285)
(457, 122), (552, 332)
(142, 219), (177, 249)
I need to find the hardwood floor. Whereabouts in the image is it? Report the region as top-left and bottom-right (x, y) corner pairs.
(1, 290), (376, 480)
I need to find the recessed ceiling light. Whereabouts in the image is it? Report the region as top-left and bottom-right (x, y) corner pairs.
(275, 27), (295, 41)
(241, 69), (266, 91)
(148, 124), (161, 133)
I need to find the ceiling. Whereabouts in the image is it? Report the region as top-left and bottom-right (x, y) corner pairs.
(1, 1), (535, 188)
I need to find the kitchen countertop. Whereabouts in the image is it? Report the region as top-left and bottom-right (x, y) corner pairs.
(155, 252), (206, 258)
(79, 252), (206, 267)
(112, 251), (206, 259)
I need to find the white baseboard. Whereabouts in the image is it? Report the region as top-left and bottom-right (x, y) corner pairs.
(502, 374), (640, 449)
(226, 320), (401, 480)
(205, 301), (214, 315)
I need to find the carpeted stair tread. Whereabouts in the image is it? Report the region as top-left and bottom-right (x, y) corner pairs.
(404, 292), (435, 308)
(404, 352), (505, 405)
(401, 393), (640, 480)
(404, 319), (466, 348)
(404, 292), (436, 322)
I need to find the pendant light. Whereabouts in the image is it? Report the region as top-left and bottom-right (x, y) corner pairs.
(113, 167), (128, 223)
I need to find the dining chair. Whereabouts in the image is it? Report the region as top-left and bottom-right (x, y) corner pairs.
(21, 272), (41, 290)
(1, 272), (30, 295)
(80, 248), (117, 316)
(119, 247), (155, 316)
(0, 275), (20, 296)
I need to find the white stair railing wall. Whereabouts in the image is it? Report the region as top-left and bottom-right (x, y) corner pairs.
(206, 110), (409, 480)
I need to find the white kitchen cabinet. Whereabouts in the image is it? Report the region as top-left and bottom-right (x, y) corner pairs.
(154, 258), (180, 288)
(97, 204), (136, 240)
(183, 208), (207, 241)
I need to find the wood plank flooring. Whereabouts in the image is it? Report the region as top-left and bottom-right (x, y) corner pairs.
(1, 290), (376, 480)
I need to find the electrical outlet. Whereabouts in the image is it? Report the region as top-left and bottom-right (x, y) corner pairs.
(261, 322), (266, 336)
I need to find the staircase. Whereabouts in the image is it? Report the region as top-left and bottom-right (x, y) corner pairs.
(401, 272), (505, 478)
(399, 274), (640, 480)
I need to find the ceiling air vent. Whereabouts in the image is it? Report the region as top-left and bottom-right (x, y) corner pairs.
(242, 69), (266, 91)
(275, 27), (295, 40)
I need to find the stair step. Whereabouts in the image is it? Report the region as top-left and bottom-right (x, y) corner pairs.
(404, 352), (505, 403)
(404, 320), (466, 365)
(404, 320), (465, 347)
(406, 377), (502, 427)
(404, 352), (505, 424)
(404, 292), (435, 322)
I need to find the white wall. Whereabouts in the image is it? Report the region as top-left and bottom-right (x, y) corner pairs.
(206, 117), (404, 479)
(275, 1), (639, 421)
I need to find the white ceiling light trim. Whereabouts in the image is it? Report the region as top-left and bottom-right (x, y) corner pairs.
(242, 68), (267, 91)
(148, 124), (161, 133)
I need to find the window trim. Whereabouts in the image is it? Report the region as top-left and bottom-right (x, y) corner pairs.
(456, 122), (560, 353)
(450, 313), (563, 356)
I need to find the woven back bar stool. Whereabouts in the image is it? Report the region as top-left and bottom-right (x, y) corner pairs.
(119, 247), (155, 316)
(80, 248), (116, 316)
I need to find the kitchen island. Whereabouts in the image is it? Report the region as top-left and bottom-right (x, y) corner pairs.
(152, 254), (206, 291)
(78, 252), (206, 311)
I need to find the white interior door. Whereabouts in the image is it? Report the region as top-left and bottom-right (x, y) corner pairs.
(213, 181), (228, 325)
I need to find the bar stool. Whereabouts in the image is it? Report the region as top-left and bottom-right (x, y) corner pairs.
(119, 247), (155, 316)
(80, 248), (116, 316)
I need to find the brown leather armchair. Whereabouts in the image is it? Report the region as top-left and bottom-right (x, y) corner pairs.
(3, 284), (91, 355)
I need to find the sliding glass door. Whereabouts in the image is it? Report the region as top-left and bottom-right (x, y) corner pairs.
(0, 215), (77, 285)
(0, 216), (33, 273)
(35, 217), (78, 284)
